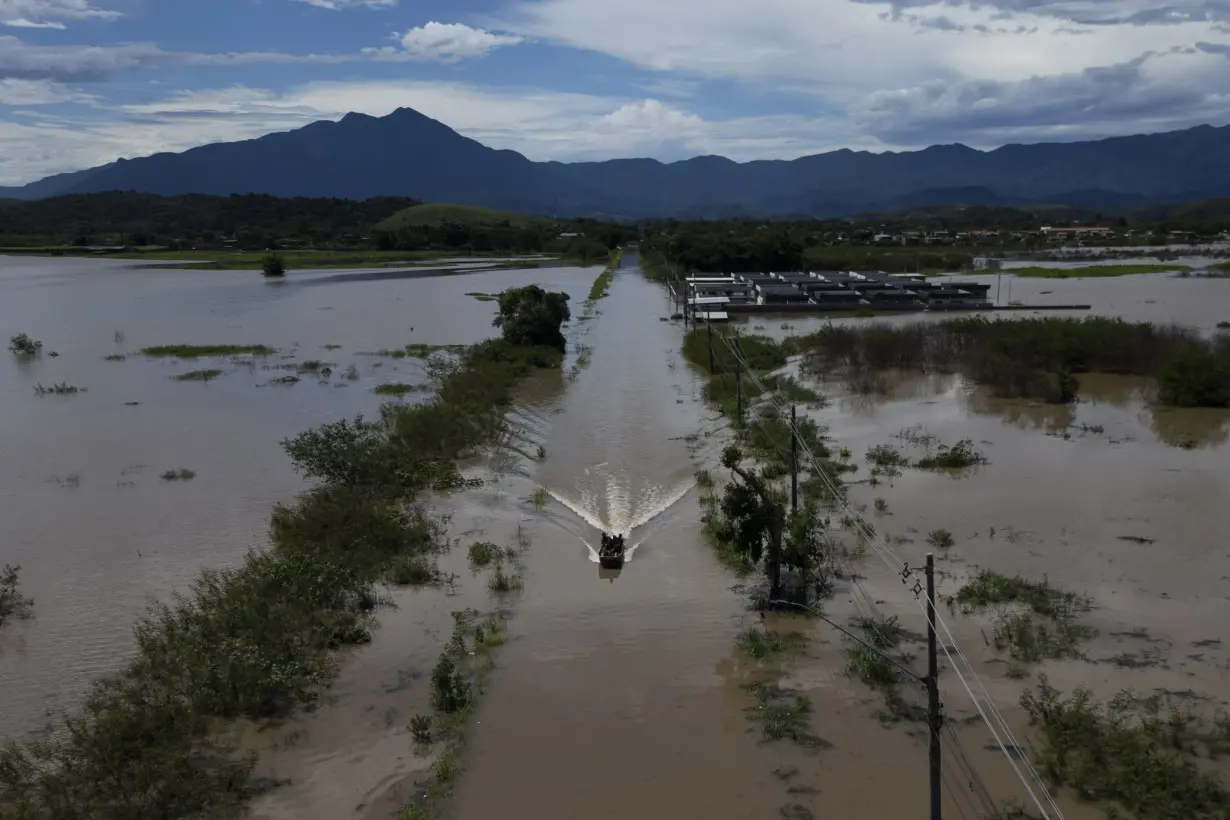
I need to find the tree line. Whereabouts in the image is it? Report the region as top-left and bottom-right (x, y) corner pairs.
(0, 192), (639, 259)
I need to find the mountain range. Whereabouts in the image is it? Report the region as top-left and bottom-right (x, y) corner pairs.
(3, 108), (1230, 219)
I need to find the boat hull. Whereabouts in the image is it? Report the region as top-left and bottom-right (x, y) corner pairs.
(598, 555), (625, 570)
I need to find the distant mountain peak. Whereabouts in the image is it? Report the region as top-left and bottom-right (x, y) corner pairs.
(3, 118), (1230, 219)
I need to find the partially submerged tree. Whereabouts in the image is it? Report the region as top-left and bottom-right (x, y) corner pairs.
(492, 285), (570, 351)
(712, 445), (833, 604)
(261, 253), (286, 278)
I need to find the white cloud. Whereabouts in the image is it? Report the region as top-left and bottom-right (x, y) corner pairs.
(379, 21), (524, 63)
(495, 0), (1230, 145)
(290, 0), (397, 8)
(0, 36), (364, 82)
(0, 77), (96, 104)
(0, 0), (120, 28)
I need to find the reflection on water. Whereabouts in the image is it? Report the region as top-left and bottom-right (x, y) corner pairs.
(1150, 406), (1230, 449)
(0, 254), (594, 741)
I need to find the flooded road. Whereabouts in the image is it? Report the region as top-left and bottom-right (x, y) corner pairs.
(0, 255), (592, 740)
(447, 252), (795, 820)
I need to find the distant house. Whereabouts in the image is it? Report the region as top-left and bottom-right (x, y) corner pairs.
(1039, 226), (1113, 239)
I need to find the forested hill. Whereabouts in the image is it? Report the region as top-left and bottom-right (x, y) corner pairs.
(3, 107), (1230, 218)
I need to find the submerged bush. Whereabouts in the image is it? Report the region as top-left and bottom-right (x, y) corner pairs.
(797, 316), (1230, 407)
(0, 564), (33, 626)
(1023, 679), (1230, 818)
(1157, 341), (1230, 408)
(130, 549), (374, 720)
(8, 333), (42, 356)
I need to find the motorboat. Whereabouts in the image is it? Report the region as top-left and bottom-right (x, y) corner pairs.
(598, 532), (626, 569)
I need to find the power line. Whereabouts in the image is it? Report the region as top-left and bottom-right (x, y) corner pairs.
(711, 328), (1063, 820)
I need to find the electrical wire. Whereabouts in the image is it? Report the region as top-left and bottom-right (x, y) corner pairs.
(711, 327), (1063, 820)
(726, 331), (1062, 819)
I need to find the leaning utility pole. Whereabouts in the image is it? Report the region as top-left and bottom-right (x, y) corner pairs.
(925, 553), (942, 820)
(790, 405), (798, 512)
(706, 320), (715, 373)
(733, 330), (744, 425)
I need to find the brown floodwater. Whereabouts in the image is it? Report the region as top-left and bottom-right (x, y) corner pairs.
(0, 255), (593, 741)
(7, 250), (1230, 819)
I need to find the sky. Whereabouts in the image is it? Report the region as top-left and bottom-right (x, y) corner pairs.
(1, 0), (1229, 185)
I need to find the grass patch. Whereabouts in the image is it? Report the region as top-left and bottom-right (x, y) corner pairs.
(844, 616), (917, 720)
(406, 605), (518, 819)
(587, 267), (615, 302)
(914, 439), (988, 469)
(1009, 264), (1190, 278)
(386, 554), (439, 586)
(487, 563), (522, 594)
(0, 564), (34, 627)
(926, 529), (955, 549)
(174, 369), (223, 382)
(1022, 678), (1230, 818)
(142, 344), (275, 358)
(948, 571), (1095, 663)
(466, 292), (498, 302)
(33, 382), (83, 395)
(373, 382), (420, 397)
(467, 541), (501, 568)
(738, 628), (806, 660)
(104, 354), (126, 361)
(746, 684), (817, 745)
(159, 468), (197, 481)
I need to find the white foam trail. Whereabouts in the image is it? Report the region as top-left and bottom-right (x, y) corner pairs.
(546, 472), (694, 548)
(626, 479), (695, 531)
(548, 489), (607, 532)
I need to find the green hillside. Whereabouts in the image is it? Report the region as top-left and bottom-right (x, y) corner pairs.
(376, 203), (551, 231)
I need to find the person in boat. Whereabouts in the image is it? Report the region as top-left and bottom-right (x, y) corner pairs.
(599, 532), (624, 555)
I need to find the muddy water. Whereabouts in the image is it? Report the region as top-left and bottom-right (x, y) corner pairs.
(446, 253), (799, 820)
(0, 255), (593, 741)
(774, 366), (1230, 816)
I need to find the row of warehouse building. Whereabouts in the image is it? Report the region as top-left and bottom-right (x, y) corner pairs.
(680, 271), (993, 315)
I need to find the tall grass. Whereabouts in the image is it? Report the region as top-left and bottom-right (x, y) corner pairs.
(796, 317), (1230, 407)
(141, 344), (275, 358)
(0, 333), (561, 816)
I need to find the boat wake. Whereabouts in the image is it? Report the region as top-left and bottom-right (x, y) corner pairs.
(542, 468), (695, 565)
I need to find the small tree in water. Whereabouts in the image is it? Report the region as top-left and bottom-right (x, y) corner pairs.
(261, 253), (286, 278)
(492, 285), (570, 351)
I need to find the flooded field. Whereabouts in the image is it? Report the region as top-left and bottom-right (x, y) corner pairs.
(4, 250), (1230, 819)
(0, 255), (592, 740)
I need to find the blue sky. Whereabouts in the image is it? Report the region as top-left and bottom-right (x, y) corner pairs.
(1, 0), (1229, 184)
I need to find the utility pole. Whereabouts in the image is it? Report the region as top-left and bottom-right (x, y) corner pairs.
(707, 320), (715, 373)
(925, 552), (943, 820)
(734, 331), (744, 425)
(790, 405), (798, 512)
